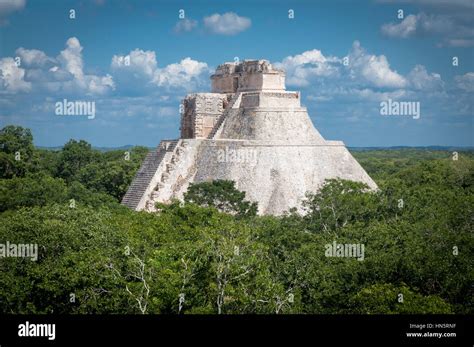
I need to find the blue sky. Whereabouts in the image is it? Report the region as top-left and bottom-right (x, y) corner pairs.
(0, 0), (473, 147)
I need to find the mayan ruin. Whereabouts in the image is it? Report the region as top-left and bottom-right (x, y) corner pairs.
(121, 59), (378, 215)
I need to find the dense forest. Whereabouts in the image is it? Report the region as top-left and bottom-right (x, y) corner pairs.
(0, 125), (472, 314)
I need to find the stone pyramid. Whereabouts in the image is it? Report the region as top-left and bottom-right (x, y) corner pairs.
(122, 59), (377, 215)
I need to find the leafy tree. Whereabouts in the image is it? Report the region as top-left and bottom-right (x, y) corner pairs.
(77, 159), (140, 201)
(0, 205), (131, 313)
(184, 180), (258, 218)
(0, 174), (68, 211)
(0, 125), (34, 157)
(67, 181), (119, 209)
(0, 126), (34, 178)
(348, 283), (453, 314)
(303, 179), (379, 232)
(0, 152), (18, 179)
(57, 140), (97, 182)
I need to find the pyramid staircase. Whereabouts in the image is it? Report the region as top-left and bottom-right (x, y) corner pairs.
(142, 139), (192, 211)
(207, 92), (241, 140)
(121, 139), (179, 209)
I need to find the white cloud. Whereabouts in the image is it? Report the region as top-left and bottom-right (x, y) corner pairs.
(407, 65), (444, 91)
(15, 47), (56, 68)
(0, 57), (31, 92)
(455, 72), (474, 92)
(53, 37), (115, 95)
(111, 49), (157, 79)
(174, 18), (198, 33)
(275, 49), (339, 87)
(111, 49), (209, 90)
(276, 41), (457, 124)
(278, 41), (412, 90)
(88, 74), (115, 95)
(1, 37), (114, 95)
(381, 12), (474, 47)
(348, 41), (407, 89)
(381, 13), (453, 38)
(381, 14), (418, 38)
(153, 57), (210, 90)
(203, 12), (251, 35)
(278, 42), (409, 90)
(58, 37), (85, 86)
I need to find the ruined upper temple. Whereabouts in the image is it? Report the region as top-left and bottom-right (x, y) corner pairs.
(122, 59), (377, 215)
(211, 59), (285, 93)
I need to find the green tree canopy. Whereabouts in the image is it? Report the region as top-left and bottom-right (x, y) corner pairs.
(184, 180), (258, 218)
(0, 125), (35, 178)
(57, 139), (97, 182)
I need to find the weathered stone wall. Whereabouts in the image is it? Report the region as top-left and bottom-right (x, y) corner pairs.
(153, 140), (377, 215)
(211, 60), (285, 93)
(181, 93), (227, 139)
(219, 107), (327, 144)
(237, 71), (285, 92)
(240, 91), (300, 108)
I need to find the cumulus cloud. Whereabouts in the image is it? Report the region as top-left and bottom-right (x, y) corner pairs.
(15, 47), (56, 68)
(111, 50), (209, 91)
(111, 49), (157, 79)
(0, 57), (31, 92)
(407, 65), (444, 91)
(381, 12), (474, 47)
(153, 57), (209, 89)
(274, 41), (474, 122)
(1, 37), (114, 95)
(174, 18), (198, 33)
(55, 37), (115, 95)
(275, 41), (474, 128)
(58, 37), (86, 87)
(455, 72), (474, 92)
(348, 41), (407, 89)
(275, 39), (455, 126)
(203, 12), (251, 35)
(277, 41), (408, 90)
(88, 75), (115, 95)
(275, 49), (339, 87)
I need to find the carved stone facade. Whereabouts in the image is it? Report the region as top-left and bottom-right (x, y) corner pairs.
(180, 93), (228, 139)
(181, 60), (285, 139)
(211, 59), (285, 93)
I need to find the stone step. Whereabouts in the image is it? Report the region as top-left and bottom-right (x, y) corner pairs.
(207, 93), (240, 140)
(121, 139), (180, 209)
